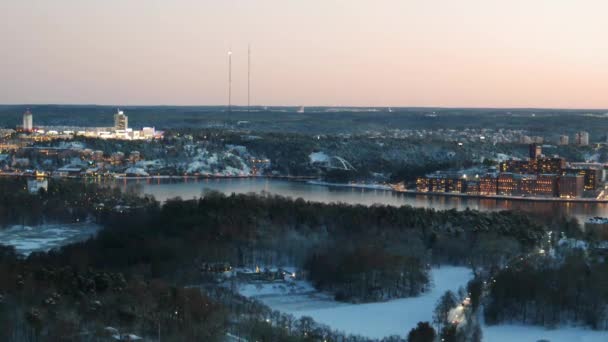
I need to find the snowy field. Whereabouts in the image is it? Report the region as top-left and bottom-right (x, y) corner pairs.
(483, 324), (608, 342)
(0, 223), (101, 256)
(239, 266), (473, 339)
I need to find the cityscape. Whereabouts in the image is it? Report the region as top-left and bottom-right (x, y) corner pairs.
(1, 2), (608, 342)
(413, 143), (607, 200)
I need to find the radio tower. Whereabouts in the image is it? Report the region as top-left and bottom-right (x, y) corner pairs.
(247, 44), (251, 113)
(228, 48), (232, 113)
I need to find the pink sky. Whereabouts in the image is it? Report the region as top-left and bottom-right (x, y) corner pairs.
(0, 0), (607, 108)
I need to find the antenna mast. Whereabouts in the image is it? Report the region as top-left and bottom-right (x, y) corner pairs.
(228, 48), (232, 113)
(247, 44), (251, 113)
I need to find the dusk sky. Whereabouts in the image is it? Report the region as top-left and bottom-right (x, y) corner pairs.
(1, 0), (607, 108)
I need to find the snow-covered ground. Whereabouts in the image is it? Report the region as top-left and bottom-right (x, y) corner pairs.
(238, 266), (473, 339)
(483, 324), (608, 342)
(309, 151), (330, 164)
(0, 223), (101, 256)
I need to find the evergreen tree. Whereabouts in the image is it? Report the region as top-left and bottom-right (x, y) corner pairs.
(407, 322), (435, 342)
(433, 291), (457, 332)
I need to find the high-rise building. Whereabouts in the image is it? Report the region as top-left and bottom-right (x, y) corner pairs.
(559, 135), (569, 145)
(22, 109), (33, 132)
(529, 143), (542, 159)
(575, 131), (589, 146)
(114, 110), (128, 131)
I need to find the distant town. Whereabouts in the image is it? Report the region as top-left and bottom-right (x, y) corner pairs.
(17, 108), (162, 141)
(409, 143), (608, 201)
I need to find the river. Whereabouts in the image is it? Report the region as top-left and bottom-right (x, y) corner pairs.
(110, 177), (608, 222)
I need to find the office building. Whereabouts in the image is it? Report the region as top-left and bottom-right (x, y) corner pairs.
(535, 157), (566, 174)
(114, 110), (128, 131)
(497, 173), (519, 196)
(575, 131), (589, 146)
(23, 109), (33, 132)
(564, 167), (601, 191)
(500, 160), (531, 173)
(534, 174), (558, 197)
(480, 175), (498, 195)
(558, 175), (584, 198)
(559, 135), (569, 145)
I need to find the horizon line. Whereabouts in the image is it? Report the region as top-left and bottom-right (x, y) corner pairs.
(1, 103), (608, 112)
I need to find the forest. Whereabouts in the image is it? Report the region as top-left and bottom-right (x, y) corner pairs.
(484, 248), (608, 330)
(0, 178), (602, 340)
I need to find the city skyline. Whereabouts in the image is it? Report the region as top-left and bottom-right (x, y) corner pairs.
(1, 1), (607, 109)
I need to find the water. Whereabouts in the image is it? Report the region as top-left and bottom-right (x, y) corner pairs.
(112, 177), (608, 222)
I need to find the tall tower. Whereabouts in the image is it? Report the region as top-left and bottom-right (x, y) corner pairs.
(228, 49), (232, 113)
(22, 109), (33, 132)
(247, 44), (251, 113)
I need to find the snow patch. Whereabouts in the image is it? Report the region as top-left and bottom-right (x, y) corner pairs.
(239, 266), (472, 339)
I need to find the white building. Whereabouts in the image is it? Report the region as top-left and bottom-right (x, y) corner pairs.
(114, 110), (128, 131)
(575, 131), (589, 146)
(23, 109), (33, 131)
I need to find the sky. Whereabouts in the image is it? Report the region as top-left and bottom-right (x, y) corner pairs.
(0, 0), (607, 108)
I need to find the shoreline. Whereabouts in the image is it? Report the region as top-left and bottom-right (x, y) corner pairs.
(5, 172), (608, 203)
(393, 189), (608, 203)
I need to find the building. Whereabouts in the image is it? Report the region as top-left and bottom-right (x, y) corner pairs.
(558, 174), (584, 198)
(446, 178), (466, 193)
(584, 217), (608, 240)
(114, 110), (128, 131)
(559, 135), (569, 145)
(575, 131), (589, 146)
(480, 175), (498, 195)
(563, 167), (601, 191)
(499, 159), (530, 174)
(534, 157), (565, 174)
(529, 143), (542, 159)
(23, 109), (33, 132)
(534, 174), (558, 197)
(465, 180), (480, 195)
(497, 173), (519, 196)
(429, 176), (447, 193)
(416, 177), (430, 192)
(519, 174), (536, 195)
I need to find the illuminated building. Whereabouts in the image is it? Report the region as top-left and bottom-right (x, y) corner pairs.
(429, 176), (446, 193)
(446, 178), (466, 193)
(563, 168), (601, 191)
(558, 175), (584, 198)
(416, 177), (430, 192)
(535, 157), (565, 174)
(466, 180), (480, 195)
(114, 110), (128, 131)
(480, 175), (498, 195)
(497, 173), (519, 196)
(499, 160), (530, 173)
(534, 174), (558, 197)
(22, 109), (33, 132)
(559, 135), (569, 145)
(519, 174), (536, 195)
